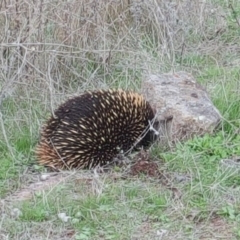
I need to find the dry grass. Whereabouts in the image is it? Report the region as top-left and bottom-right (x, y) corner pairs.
(0, 0), (231, 136)
(0, 0), (228, 99)
(1, 0), (240, 239)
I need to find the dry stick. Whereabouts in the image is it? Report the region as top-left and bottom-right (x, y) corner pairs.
(180, 42), (185, 66)
(0, 112), (15, 159)
(0, 45), (27, 159)
(229, 4), (240, 28)
(0, 45), (27, 107)
(99, 114), (160, 169)
(47, 55), (57, 118)
(49, 138), (72, 171)
(1, 43), (140, 55)
(123, 113), (160, 156)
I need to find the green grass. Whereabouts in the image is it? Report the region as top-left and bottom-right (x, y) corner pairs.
(0, 97), (45, 197)
(3, 180), (169, 239)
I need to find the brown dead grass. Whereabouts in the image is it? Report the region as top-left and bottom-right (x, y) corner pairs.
(0, 0), (228, 103)
(198, 216), (235, 239)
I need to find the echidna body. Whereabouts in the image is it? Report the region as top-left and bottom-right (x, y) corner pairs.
(36, 89), (155, 170)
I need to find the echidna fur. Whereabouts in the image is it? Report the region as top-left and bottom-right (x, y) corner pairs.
(35, 89), (156, 170)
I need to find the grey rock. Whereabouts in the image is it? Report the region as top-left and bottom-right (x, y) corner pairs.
(141, 71), (222, 143)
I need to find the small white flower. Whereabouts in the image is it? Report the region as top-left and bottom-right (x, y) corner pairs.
(40, 174), (49, 181)
(58, 212), (71, 222)
(11, 208), (22, 218)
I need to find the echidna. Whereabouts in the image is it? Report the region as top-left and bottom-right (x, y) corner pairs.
(36, 89), (156, 170)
